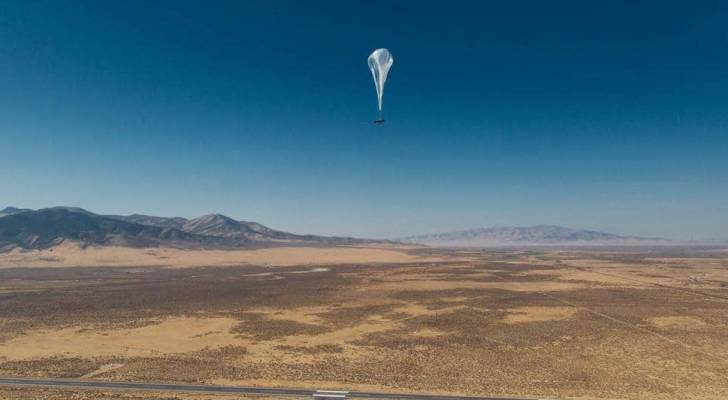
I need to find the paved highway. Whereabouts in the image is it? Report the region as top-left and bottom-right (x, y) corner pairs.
(0, 377), (539, 400)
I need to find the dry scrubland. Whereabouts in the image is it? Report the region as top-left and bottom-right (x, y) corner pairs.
(0, 242), (436, 268)
(0, 386), (286, 400)
(1, 245), (728, 399)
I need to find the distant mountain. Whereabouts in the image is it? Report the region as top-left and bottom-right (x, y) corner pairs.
(0, 208), (219, 250)
(1, 206), (95, 218)
(183, 214), (267, 238)
(400, 225), (673, 247)
(0, 207), (33, 218)
(110, 212), (366, 244)
(106, 214), (188, 229)
(0, 207), (379, 251)
(179, 214), (328, 242)
(42, 206), (97, 215)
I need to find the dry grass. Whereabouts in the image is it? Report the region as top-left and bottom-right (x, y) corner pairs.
(0, 317), (241, 360)
(0, 242), (445, 268)
(502, 306), (578, 324)
(1, 247), (728, 399)
(649, 316), (709, 330)
(0, 386), (297, 399)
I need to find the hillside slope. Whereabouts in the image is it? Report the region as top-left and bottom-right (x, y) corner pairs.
(0, 207), (380, 251)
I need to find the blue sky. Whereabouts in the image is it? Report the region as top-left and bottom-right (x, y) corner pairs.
(2, 1), (727, 239)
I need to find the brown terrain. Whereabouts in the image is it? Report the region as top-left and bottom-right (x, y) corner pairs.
(1, 245), (728, 399)
(0, 386), (287, 400)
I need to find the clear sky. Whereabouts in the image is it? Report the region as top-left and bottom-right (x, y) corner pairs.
(2, 1), (727, 240)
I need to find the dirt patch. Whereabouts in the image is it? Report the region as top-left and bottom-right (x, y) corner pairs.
(253, 306), (330, 325)
(81, 363), (124, 378)
(370, 280), (584, 292)
(408, 328), (447, 338)
(502, 306), (578, 324)
(649, 316), (709, 330)
(519, 268), (638, 285)
(0, 243), (446, 268)
(0, 317), (242, 360)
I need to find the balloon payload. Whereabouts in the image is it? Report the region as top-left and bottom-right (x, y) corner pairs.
(368, 48), (393, 122)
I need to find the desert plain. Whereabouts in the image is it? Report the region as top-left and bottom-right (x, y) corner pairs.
(1, 244), (727, 400)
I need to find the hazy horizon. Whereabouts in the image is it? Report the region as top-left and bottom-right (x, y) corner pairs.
(2, 204), (724, 242)
(3, 1), (727, 240)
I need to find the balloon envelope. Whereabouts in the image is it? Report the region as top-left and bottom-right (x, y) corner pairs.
(368, 48), (394, 112)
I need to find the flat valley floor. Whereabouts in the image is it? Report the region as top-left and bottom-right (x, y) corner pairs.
(1, 246), (728, 399)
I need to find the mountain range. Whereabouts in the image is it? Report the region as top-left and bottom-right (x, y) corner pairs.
(0, 207), (374, 251)
(399, 225), (676, 247)
(1, 207), (709, 252)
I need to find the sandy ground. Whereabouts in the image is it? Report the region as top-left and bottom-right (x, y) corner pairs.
(4, 302), (567, 363)
(0, 317), (242, 360)
(0, 386), (296, 399)
(0, 242), (445, 268)
(503, 306), (578, 324)
(649, 316), (709, 330)
(1, 248), (728, 399)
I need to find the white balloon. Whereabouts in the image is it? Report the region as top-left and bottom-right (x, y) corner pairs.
(368, 48), (394, 112)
